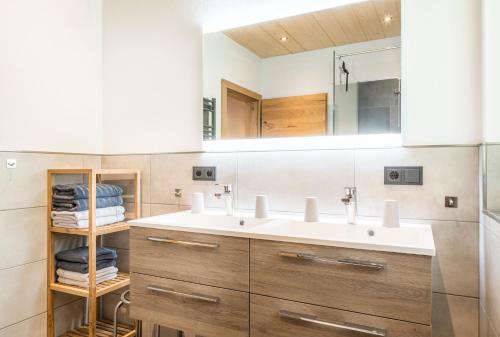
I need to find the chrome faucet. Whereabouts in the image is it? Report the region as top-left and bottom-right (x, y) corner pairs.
(341, 187), (357, 224)
(214, 184), (234, 216)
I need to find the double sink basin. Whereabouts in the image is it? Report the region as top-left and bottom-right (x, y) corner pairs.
(129, 210), (435, 256)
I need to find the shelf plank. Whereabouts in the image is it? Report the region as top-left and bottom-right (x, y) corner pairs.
(48, 168), (139, 176)
(60, 320), (135, 337)
(50, 272), (130, 298)
(49, 222), (130, 236)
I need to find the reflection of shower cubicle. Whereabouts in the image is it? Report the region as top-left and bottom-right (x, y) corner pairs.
(333, 46), (401, 135)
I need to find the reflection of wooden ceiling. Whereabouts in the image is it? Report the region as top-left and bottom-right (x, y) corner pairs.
(223, 0), (400, 58)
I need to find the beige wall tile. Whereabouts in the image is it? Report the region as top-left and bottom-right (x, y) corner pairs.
(483, 217), (500, 334)
(103, 231), (129, 250)
(0, 152), (83, 210)
(101, 155), (151, 203)
(150, 203), (189, 216)
(480, 303), (500, 337)
(101, 293), (133, 325)
(0, 260), (46, 329)
(151, 153), (237, 208)
(432, 221), (479, 297)
(82, 155), (102, 169)
(116, 248), (129, 273)
(432, 293), (479, 337)
(237, 150), (354, 214)
(54, 299), (85, 336)
(355, 147), (479, 222)
(0, 312), (46, 337)
(0, 207), (46, 270)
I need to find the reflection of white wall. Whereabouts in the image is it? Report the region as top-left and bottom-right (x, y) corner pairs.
(261, 37), (401, 100)
(203, 32), (262, 138)
(261, 37), (400, 135)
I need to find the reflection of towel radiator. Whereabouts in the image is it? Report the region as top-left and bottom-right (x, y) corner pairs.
(203, 97), (216, 140)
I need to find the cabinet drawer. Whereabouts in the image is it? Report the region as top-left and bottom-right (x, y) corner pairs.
(250, 239), (432, 324)
(130, 273), (249, 337)
(251, 294), (430, 337)
(130, 227), (249, 291)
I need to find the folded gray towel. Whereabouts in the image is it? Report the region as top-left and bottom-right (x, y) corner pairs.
(56, 246), (117, 264)
(57, 259), (117, 274)
(53, 184), (123, 199)
(52, 196), (123, 212)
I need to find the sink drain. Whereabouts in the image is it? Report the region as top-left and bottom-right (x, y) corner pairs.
(367, 229), (375, 237)
(240, 220), (245, 226)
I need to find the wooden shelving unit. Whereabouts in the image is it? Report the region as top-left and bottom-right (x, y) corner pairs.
(47, 169), (141, 337)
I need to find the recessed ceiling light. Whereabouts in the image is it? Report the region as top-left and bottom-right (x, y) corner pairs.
(280, 36), (289, 42)
(383, 14), (393, 24)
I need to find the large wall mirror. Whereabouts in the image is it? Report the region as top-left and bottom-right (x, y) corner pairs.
(203, 0), (401, 140)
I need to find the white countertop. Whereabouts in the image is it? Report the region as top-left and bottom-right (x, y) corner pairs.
(129, 210), (436, 256)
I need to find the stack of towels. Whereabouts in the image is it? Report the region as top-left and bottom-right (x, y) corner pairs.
(51, 183), (125, 228)
(56, 246), (118, 287)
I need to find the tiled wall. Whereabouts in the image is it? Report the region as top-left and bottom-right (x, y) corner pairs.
(102, 145), (480, 337)
(0, 152), (101, 337)
(480, 214), (500, 337)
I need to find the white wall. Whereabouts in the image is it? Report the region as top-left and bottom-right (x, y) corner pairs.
(402, 0), (482, 146)
(0, 0), (103, 153)
(203, 32), (262, 138)
(102, 0), (203, 154)
(482, 0), (500, 143)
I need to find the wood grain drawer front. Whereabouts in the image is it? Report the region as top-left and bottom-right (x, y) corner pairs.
(251, 294), (431, 337)
(130, 227), (249, 291)
(250, 239), (432, 325)
(130, 273), (249, 337)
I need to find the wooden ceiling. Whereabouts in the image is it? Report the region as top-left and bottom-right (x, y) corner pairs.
(223, 0), (400, 58)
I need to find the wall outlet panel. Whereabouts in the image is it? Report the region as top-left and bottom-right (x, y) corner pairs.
(192, 166), (216, 181)
(384, 166), (423, 185)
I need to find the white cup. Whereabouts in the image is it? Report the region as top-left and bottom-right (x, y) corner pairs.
(304, 197), (319, 222)
(255, 195), (269, 218)
(382, 200), (400, 228)
(191, 192), (205, 214)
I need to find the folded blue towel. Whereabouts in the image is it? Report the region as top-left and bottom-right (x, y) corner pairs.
(52, 196), (123, 211)
(57, 259), (117, 274)
(53, 184), (123, 200)
(56, 246), (117, 264)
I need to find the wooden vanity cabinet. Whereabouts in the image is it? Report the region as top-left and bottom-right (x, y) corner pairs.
(129, 227), (433, 337)
(251, 294), (431, 337)
(250, 239), (432, 325)
(129, 273), (249, 337)
(129, 227), (249, 291)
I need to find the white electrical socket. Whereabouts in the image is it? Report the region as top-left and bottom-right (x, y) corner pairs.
(6, 159), (16, 169)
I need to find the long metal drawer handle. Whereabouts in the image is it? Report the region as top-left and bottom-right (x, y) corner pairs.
(147, 285), (220, 303)
(278, 251), (385, 270)
(147, 236), (220, 248)
(279, 310), (386, 337)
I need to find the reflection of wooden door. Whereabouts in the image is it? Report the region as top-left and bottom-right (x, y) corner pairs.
(221, 79), (262, 139)
(262, 93), (327, 137)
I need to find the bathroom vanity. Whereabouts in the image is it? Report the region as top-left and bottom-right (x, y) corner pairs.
(128, 211), (435, 337)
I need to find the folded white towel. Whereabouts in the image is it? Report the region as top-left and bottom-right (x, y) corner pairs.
(56, 266), (118, 282)
(52, 213), (125, 229)
(58, 273), (118, 288)
(51, 206), (125, 221)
